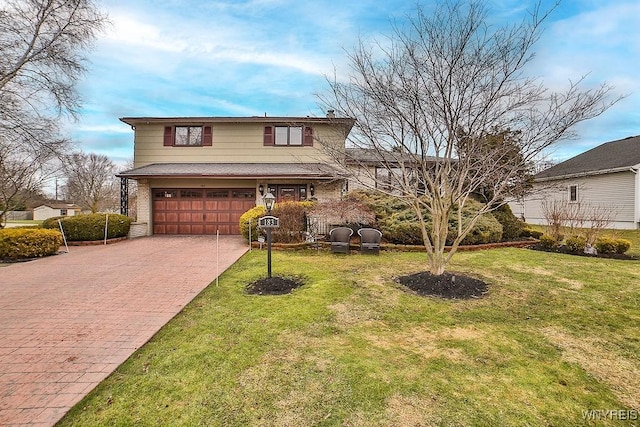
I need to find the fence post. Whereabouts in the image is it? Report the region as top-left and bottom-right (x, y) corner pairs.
(58, 219), (69, 253)
(104, 214), (109, 245)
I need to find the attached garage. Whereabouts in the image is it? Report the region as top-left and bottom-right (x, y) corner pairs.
(152, 188), (255, 235)
(118, 162), (345, 237)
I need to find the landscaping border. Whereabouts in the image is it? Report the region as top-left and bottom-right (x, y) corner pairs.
(67, 237), (128, 246)
(250, 239), (537, 252)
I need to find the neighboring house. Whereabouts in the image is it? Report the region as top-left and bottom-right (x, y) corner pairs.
(345, 148), (437, 193)
(511, 135), (640, 229)
(117, 113), (355, 236)
(32, 203), (81, 221)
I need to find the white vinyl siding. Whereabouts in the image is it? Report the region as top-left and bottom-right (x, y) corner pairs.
(517, 171), (637, 229)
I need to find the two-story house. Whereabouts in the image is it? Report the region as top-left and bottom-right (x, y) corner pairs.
(117, 113), (355, 236)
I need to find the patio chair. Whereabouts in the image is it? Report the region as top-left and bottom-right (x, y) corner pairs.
(329, 227), (353, 254)
(358, 228), (382, 255)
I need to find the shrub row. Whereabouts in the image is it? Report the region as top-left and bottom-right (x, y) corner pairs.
(0, 229), (63, 260)
(539, 233), (632, 254)
(351, 191), (504, 245)
(237, 191), (540, 247)
(43, 213), (131, 241)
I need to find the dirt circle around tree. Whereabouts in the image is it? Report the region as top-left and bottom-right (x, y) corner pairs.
(246, 276), (306, 295)
(397, 271), (489, 299)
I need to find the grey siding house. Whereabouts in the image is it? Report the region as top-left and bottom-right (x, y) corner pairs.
(511, 135), (640, 229)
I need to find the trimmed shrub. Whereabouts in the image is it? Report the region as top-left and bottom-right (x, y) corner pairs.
(539, 234), (558, 250)
(594, 237), (617, 254)
(382, 218), (424, 245)
(491, 204), (525, 241)
(456, 214), (503, 245)
(42, 213), (131, 241)
(595, 237), (632, 254)
(350, 190), (503, 245)
(0, 228), (62, 259)
(271, 201), (315, 243)
(41, 216), (66, 229)
(614, 238), (632, 254)
(239, 206), (266, 241)
(239, 201), (316, 243)
(309, 195), (376, 230)
(565, 235), (587, 253)
(521, 228), (543, 239)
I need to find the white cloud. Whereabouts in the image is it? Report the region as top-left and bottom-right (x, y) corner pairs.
(67, 0), (640, 162)
(100, 4), (339, 77)
(72, 124), (132, 134)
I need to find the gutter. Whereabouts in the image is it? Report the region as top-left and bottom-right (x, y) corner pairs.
(115, 173), (338, 179)
(535, 166), (636, 182)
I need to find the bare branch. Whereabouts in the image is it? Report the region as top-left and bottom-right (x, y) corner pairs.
(319, 0), (621, 275)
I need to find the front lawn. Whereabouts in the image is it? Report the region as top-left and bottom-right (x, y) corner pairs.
(59, 248), (639, 426)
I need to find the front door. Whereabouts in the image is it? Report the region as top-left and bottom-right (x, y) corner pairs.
(268, 185), (308, 203)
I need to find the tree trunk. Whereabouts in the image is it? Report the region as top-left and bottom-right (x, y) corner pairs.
(428, 253), (446, 275)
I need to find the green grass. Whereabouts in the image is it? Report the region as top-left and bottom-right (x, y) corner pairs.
(6, 220), (43, 224)
(58, 248), (639, 426)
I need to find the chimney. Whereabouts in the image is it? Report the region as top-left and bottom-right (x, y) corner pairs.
(326, 109), (335, 119)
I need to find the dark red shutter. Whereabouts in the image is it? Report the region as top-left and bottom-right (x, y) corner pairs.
(203, 126), (213, 146)
(263, 126), (274, 146)
(163, 126), (174, 146)
(303, 126), (313, 146)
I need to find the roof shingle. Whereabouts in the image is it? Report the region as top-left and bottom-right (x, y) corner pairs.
(536, 135), (640, 180)
(116, 163), (342, 179)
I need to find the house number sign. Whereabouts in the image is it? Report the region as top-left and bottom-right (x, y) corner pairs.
(258, 216), (280, 228)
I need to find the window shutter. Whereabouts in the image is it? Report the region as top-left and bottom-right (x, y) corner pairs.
(303, 126), (313, 146)
(163, 126), (174, 146)
(203, 126), (213, 146)
(263, 126), (274, 146)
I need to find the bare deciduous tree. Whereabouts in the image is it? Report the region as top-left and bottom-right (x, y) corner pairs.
(0, 119), (69, 225)
(0, 0), (107, 117)
(541, 199), (615, 245)
(0, 0), (106, 225)
(320, 0), (621, 275)
(62, 152), (118, 213)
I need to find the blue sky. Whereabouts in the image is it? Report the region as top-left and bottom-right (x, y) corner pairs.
(66, 0), (640, 168)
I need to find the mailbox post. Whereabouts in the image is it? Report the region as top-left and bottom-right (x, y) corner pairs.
(259, 193), (278, 278)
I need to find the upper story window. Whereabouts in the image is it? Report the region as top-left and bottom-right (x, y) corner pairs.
(264, 125), (313, 147)
(164, 126), (213, 147)
(175, 127), (202, 146)
(275, 126), (303, 145)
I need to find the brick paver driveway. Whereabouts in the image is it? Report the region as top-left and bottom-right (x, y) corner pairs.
(0, 236), (248, 426)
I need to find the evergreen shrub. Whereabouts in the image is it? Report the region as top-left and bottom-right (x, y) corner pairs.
(0, 228), (62, 259)
(491, 204), (525, 241)
(43, 213), (131, 241)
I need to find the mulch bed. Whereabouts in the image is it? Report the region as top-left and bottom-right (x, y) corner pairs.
(397, 271), (489, 299)
(246, 276), (306, 295)
(527, 244), (638, 260)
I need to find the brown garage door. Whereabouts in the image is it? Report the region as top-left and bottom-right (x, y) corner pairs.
(153, 188), (256, 235)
